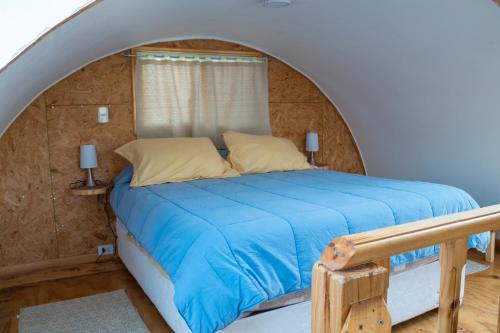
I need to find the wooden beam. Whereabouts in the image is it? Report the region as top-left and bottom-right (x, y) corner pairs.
(486, 230), (496, 264)
(0, 254), (99, 279)
(437, 237), (468, 333)
(374, 257), (390, 300)
(322, 205), (500, 270)
(132, 46), (264, 58)
(0, 254), (123, 290)
(311, 262), (389, 333)
(0, 258), (123, 290)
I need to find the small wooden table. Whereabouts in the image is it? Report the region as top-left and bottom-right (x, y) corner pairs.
(69, 183), (109, 207)
(70, 185), (107, 196)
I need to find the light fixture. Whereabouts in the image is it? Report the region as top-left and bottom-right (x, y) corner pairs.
(261, 0), (292, 8)
(306, 132), (319, 166)
(80, 144), (98, 187)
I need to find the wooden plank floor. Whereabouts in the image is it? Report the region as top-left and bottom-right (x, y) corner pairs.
(0, 258), (172, 333)
(1, 250), (498, 333)
(393, 250), (500, 333)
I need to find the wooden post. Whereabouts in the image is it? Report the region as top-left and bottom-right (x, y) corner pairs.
(311, 262), (391, 333)
(486, 230), (496, 264)
(374, 257), (390, 300)
(437, 237), (468, 333)
(314, 206), (500, 333)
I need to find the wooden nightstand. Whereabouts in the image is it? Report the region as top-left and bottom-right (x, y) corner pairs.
(314, 163), (330, 170)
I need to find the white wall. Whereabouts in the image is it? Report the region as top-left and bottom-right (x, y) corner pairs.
(1, 0), (500, 206)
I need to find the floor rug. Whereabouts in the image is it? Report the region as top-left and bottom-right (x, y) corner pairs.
(465, 259), (489, 275)
(19, 289), (149, 333)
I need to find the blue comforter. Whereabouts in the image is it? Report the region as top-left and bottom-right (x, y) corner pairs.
(111, 166), (489, 333)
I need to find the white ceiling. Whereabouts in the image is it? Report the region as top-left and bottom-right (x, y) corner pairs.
(1, 0), (500, 206)
(0, 0), (92, 69)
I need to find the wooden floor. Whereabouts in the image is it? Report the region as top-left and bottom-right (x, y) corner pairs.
(1, 250), (498, 333)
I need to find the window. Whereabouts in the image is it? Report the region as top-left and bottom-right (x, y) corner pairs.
(134, 51), (271, 147)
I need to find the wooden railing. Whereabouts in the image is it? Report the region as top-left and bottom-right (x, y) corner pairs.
(311, 205), (499, 333)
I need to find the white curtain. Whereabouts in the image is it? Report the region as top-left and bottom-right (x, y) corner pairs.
(134, 52), (271, 147)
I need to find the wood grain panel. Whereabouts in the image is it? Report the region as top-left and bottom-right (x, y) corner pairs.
(0, 97), (57, 267)
(323, 102), (365, 173)
(46, 104), (134, 257)
(268, 58), (324, 103)
(44, 54), (132, 106)
(270, 102), (325, 161)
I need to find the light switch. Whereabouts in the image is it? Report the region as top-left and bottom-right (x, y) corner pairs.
(97, 106), (109, 123)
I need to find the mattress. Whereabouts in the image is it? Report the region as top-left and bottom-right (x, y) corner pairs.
(111, 166), (489, 333)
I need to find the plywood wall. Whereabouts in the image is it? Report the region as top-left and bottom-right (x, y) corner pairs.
(0, 97), (58, 265)
(0, 40), (364, 269)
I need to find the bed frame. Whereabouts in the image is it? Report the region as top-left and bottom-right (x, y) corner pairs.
(311, 205), (499, 333)
(117, 213), (495, 333)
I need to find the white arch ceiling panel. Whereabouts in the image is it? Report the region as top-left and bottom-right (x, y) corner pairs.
(0, 0), (93, 69)
(1, 0), (500, 205)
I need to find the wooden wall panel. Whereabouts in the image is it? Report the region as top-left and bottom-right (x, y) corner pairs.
(268, 58), (323, 103)
(43, 52), (135, 258)
(0, 97), (58, 267)
(45, 55), (132, 106)
(323, 102), (364, 173)
(46, 105), (134, 257)
(0, 39), (364, 269)
(270, 102), (325, 161)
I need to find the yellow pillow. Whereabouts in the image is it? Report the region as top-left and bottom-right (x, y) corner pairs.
(115, 137), (239, 187)
(223, 131), (312, 174)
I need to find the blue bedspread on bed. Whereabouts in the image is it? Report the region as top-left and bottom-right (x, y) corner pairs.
(111, 166), (489, 333)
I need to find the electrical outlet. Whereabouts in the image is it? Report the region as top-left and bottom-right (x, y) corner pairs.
(97, 244), (114, 256)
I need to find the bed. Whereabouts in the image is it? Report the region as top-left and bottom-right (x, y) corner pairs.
(110, 165), (489, 333)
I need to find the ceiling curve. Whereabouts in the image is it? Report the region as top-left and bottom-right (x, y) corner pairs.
(1, 0), (500, 206)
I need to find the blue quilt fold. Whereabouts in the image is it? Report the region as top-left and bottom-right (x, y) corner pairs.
(111, 165), (489, 333)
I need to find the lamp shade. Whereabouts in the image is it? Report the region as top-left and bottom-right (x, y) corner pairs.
(306, 132), (319, 152)
(80, 144), (97, 169)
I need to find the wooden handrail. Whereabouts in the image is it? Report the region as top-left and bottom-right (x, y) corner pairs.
(312, 205), (500, 333)
(321, 204), (500, 270)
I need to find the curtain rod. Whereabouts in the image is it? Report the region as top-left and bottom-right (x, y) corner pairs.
(122, 46), (265, 58)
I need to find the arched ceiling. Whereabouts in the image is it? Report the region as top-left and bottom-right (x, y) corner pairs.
(0, 0), (92, 69)
(1, 0), (500, 206)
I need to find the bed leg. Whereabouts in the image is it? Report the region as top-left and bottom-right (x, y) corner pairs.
(486, 231), (496, 264)
(311, 262), (391, 333)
